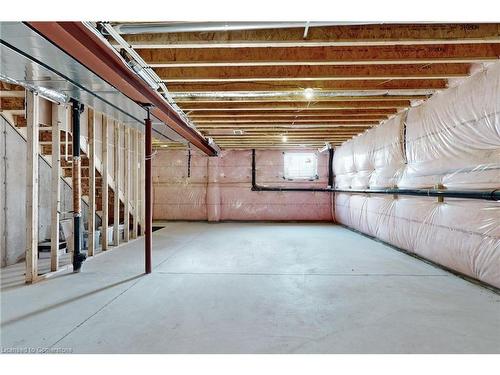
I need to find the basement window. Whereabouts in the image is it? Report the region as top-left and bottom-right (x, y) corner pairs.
(283, 152), (318, 180)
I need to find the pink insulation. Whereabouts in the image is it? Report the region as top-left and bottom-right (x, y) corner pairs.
(333, 62), (500, 288)
(153, 150), (208, 220)
(153, 149), (333, 222)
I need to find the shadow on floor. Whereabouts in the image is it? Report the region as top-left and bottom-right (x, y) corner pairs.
(1, 274), (144, 327)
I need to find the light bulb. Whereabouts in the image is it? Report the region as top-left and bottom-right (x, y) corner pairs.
(304, 88), (314, 100)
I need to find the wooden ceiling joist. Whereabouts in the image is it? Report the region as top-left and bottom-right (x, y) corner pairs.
(213, 141), (350, 146)
(213, 143), (349, 147)
(187, 109), (398, 117)
(214, 139), (343, 143)
(109, 22), (500, 150)
(214, 132), (357, 136)
(196, 125), (373, 130)
(195, 121), (379, 126)
(211, 134), (365, 139)
(173, 94), (430, 103)
(213, 144), (351, 148)
(192, 116), (387, 122)
(193, 117), (386, 123)
(214, 145), (341, 147)
(158, 63), (470, 82)
(166, 79), (448, 92)
(119, 24), (500, 49)
(200, 128), (371, 133)
(180, 100), (411, 110)
(140, 44), (500, 67)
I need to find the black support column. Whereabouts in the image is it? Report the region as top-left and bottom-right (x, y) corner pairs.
(71, 99), (86, 272)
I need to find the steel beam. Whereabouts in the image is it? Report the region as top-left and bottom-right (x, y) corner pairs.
(26, 22), (217, 156)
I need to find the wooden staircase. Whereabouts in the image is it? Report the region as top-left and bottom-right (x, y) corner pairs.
(1, 83), (137, 255)
(13, 110), (130, 228)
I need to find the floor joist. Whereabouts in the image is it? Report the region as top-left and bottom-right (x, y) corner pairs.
(139, 43), (500, 67)
(158, 63), (471, 82)
(117, 23), (500, 49)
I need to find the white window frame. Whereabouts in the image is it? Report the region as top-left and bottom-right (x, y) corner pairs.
(283, 152), (319, 181)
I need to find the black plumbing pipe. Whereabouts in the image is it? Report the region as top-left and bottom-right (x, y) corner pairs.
(252, 148), (256, 187)
(187, 146), (192, 178)
(252, 186), (333, 192)
(252, 185), (500, 201)
(250, 149), (500, 201)
(70, 99), (87, 272)
(327, 148), (334, 188)
(334, 187), (500, 201)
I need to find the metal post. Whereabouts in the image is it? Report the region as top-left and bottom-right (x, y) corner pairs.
(71, 99), (86, 272)
(145, 107), (152, 274)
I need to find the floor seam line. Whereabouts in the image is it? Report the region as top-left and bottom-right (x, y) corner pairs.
(46, 226), (214, 349)
(154, 272), (451, 277)
(152, 227), (214, 270)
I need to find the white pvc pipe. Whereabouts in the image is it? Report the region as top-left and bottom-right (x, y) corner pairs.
(112, 22), (375, 35)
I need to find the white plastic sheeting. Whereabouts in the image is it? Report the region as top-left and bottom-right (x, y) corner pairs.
(153, 150), (208, 220)
(333, 61), (500, 288)
(400, 62), (500, 189)
(153, 149), (333, 222)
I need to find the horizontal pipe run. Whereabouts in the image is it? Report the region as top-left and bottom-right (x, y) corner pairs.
(111, 22), (359, 35)
(251, 185), (500, 201)
(250, 149), (500, 201)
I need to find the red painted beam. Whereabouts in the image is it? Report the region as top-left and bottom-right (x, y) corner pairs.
(145, 113), (153, 274)
(26, 22), (217, 156)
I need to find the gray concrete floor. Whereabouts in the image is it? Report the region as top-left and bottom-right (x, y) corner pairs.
(1, 222), (499, 354)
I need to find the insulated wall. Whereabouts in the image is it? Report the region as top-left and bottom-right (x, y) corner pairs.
(333, 62), (500, 288)
(153, 149), (333, 222)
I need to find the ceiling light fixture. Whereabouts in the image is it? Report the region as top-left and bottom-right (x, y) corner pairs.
(304, 88), (314, 100)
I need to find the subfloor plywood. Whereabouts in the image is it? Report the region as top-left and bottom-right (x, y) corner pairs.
(1, 223), (499, 353)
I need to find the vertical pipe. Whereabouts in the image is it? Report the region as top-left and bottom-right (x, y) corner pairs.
(251, 149), (256, 188)
(145, 108), (152, 274)
(187, 146), (192, 178)
(327, 147), (335, 221)
(327, 148), (334, 188)
(71, 99), (86, 272)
